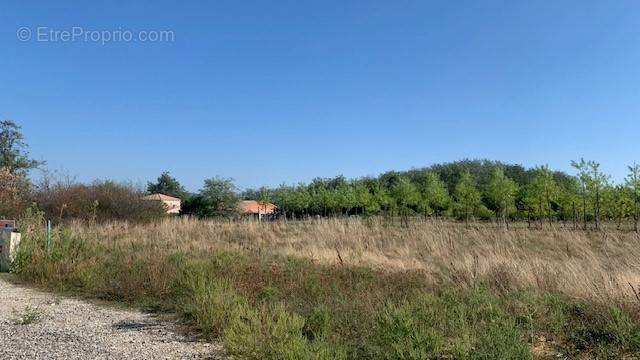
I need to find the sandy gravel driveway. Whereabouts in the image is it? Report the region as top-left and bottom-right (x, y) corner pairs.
(0, 277), (224, 359)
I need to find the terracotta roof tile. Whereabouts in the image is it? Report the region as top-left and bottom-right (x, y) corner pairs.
(239, 200), (276, 214)
(142, 193), (181, 201)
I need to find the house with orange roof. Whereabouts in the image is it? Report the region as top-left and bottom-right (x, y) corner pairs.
(142, 193), (181, 214)
(238, 200), (276, 220)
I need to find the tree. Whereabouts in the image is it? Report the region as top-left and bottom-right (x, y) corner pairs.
(0, 167), (28, 218)
(374, 185), (393, 218)
(587, 161), (609, 230)
(555, 179), (580, 229)
(524, 166), (559, 226)
(418, 172), (450, 218)
(352, 181), (376, 216)
(183, 177), (239, 218)
(146, 171), (187, 199)
(0, 120), (43, 175)
(390, 177), (419, 226)
(180, 194), (209, 218)
(257, 186), (273, 219)
(454, 171), (482, 222)
(571, 159), (610, 230)
(627, 163), (640, 232)
(571, 158), (591, 230)
(604, 185), (632, 229)
(0, 120), (40, 217)
(486, 168), (518, 227)
(291, 184), (312, 218)
(273, 184), (294, 219)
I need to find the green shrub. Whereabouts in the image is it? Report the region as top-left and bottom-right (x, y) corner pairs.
(11, 206), (46, 275)
(561, 303), (640, 358)
(303, 305), (331, 341)
(12, 207), (88, 287)
(372, 302), (444, 359)
(259, 286), (281, 303)
(369, 288), (530, 359)
(174, 259), (246, 337)
(224, 303), (345, 360)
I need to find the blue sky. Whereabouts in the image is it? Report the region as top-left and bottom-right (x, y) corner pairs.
(1, 1), (638, 191)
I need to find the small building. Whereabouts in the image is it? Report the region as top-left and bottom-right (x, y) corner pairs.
(239, 200), (276, 220)
(142, 193), (181, 214)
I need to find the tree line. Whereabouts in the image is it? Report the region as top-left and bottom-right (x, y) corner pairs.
(233, 159), (639, 231)
(1, 119), (638, 230)
(150, 158), (640, 231)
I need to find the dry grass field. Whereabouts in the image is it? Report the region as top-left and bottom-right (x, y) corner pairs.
(70, 217), (640, 306)
(13, 215), (640, 359)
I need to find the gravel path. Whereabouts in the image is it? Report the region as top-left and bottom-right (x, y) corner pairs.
(0, 277), (225, 359)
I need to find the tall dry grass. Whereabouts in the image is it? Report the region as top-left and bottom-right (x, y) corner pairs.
(67, 217), (640, 307)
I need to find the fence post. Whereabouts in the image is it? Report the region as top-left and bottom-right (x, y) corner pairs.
(46, 219), (52, 254)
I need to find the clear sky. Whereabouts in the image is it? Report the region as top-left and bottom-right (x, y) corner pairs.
(1, 1), (638, 191)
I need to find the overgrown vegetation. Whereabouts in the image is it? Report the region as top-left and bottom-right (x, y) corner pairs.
(33, 176), (167, 223)
(11, 213), (640, 359)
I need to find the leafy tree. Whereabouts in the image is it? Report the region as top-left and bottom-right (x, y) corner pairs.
(603, 185), (632, 229)
(374, 185), (394, 218)
(390, 177), (419, 226)
(571, 158), (591, 230)
(418, 172), (450, 218)
(338, 184), (357, 215)
(524, 166), (559, 226)
(454, 171), (482, 222)
(571, 158), (610, 230)
(486, 168), (518, 227)
(0, 167), (28, 218)
(587, 161), (609, 230)
(273, 184), (294, 219)
(555, 179), (580, 228)
(0, 120), (43, 175)
(351, 181), (374, 215)
(183, 177), (239, 218)
(146, 171), (187, 199)
(627, 163), (640, 232)
(180, 194), (209, 218)
(257, 186), (274, 217)
(291, 184), (312, 218)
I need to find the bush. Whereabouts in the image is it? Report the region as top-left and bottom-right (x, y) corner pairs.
(32, 177), (166, 223)
(372, 302), (444, 359)
(175, 259), (246, 337)
(369, 288), (530, 359)
(562, 304), (640, 358)
(224, 303), (345, 360)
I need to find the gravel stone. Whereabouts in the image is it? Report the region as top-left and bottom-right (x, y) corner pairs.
(0, 278), (225, 359)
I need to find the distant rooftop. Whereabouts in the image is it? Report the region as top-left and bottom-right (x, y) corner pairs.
(142, 193), (181, 202)
(239, 200), (276, 214)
